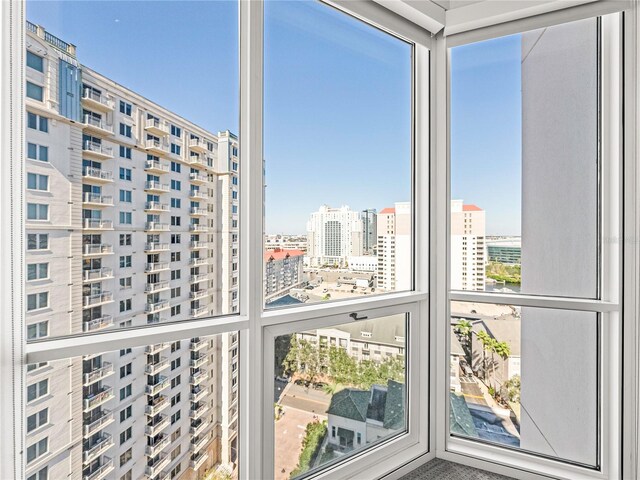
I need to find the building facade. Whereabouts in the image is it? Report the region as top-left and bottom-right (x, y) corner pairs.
(25, 22), (238, 480)
(450, 200), (486, 291)
(376, 203), (411, 292)
(264, 249), (305, 302)
(486, 237), (521, 264)
(361, 209), (377, 256)
(306, 205), (363, 268)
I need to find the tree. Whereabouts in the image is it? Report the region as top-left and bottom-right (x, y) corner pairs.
(454, 319), (473, 363)
(282, 336), (301, 376)
(328, 346), (357, 385)
(476, 330), (492, 382)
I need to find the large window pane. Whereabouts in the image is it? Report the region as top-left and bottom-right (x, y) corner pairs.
(274, 314), (407, 478)
(264, 1), (412, 309)
(24, 1), (239, 340)
(450, 17), (599, 298)
(24, 333), (239, 479)
(450, 301), (598, 466)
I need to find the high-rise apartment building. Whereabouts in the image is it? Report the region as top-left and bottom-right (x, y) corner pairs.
(450, 200), (486, 291)
(306, 205), (363, 268)
(361, 209), (377, 255)
(376, 203), (411, 292)
(264, 249), (305, 303)
(24, 22), (238, 480)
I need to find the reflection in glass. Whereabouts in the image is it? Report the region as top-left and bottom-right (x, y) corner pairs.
(450, 301), (597, 466)
(274, 314), (407, 478)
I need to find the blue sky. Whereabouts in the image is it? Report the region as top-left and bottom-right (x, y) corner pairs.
(28, 1), (521, 236)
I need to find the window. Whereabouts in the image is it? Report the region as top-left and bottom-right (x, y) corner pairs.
(119, 167), (131, 181)
(27, 263), (48, 281)
(171, 161), (181, 173)
(170, 216), (181, 226)
(27, 379), (48, 402)
(26, 438), (48, 463)
(170, 143), (181, 155)
(27, 292), (48, 311)
(27, 203), (48, 221)
(27, 112), (48, 132)
(119, 426), (132, 445)
(119, 276), (132, 289)
(27, 233), (48, 250)
(26, 50), (43, 72)
(171, 391), (181, 405)
(119, 189), (132, 203)
(119, 122), (132, 138)
(171, 305), (181, 317)
(171, 375), (181, 388)
(120, 405), (132, 422)
(120, 448), (132, 467)
(119, 211), (132, 224)
(120, 145), (132, 159)
(27, 143), (48, 162)
(27, 173), (48, 191)
(120, 363), (132, 378)
(26, 467), (47, 480)
(171, 269), (181, 280)
(120, 233), (132, 246)
(171, 125), (181, 137)
(170, 252), (181, 262)
(26, 81), (43, 101)
(171, 233), (181, 244)
(170, 286), (181, 298)
(26, 408), (48, 433)
(171, 357), (181, 370)
(119, 100), (132, 116)
(27, 321), (48, 340)
(119, 383), (132, 400)
(171, 179), (181, 191)
(120, 255), (132, 268)
(171, 409), (181, 424)
(120, 298), (132, 312)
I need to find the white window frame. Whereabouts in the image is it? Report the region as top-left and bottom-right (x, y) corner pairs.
(1, 2), (638, 480)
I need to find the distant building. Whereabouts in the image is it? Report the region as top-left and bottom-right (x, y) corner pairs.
(361, 209), (377, 255)
(348, 256), (377, 273)
(376, 203), (411, 292)
(265, 234), (308, 253)
(487, 237), (521, 264)
(264, 249), (305, 302)
(451, 200), (486, 291)
(306, 205), (363, 268)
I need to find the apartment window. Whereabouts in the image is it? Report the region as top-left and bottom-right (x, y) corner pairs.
(120, 255), (132, 268)
(170, 269), (181, 280)
(120, 348), (132, 357)
(171, 161), (181, 173)
(119, 167), (132, 181)
(170, 143), (181, 155)
(120, 363), (132, 378)
(119, 211), (132, 225)
(171, 233), (181, 244)
(26, 408), (48, 433)
(170, 286), (180, 298)
(119, 122), (132, 138)
(119, 384), (132, 400)
(170, 445), (181, 461)
(171, 198), (181, 208)
(120, 405), (132, 422)
(27, 233), (48, 250)
(26, 467), (47, 480)
(27, 112), (48, 132)
(26, 203), (48, 221)
(120, 145), (132, 159)
(27, 173), (48, 191)
(171, 375), (181, 389)
(27, 263), (48, 281)
(170, 252), (180, 263)
(120, 234), (132, 246)
(171, 125), (181, 137)
(171, 341), (180, 352)
(119, 277), (132, 289)
(27, 321), (48, 340)
(170, 305), (181, 317)
(26, 292), (48, 311)
(26, 438), (47, 463)
(26, 50), (43, 72)
(171, 464), (182, 479)
(119, 189), (132, 203)
(171, 358), (181, 371)
(170, 216), (181, 226)
(120, 471), (132, 480)
(26, 81), (43, 101)
(26, 379), (48, 402)
(232, 176), (238, 185)
(170, 410), (181, 425)
(119, 100), (132, 116)
(119, 426), (132, 445)
(232, 190), (238, 200)
(120, 448), (132, 467)
(171, 392), (181, 406)
(171, 179), (181, 191)
(27, 143), (48, 162)
(119, 299), (132, 312)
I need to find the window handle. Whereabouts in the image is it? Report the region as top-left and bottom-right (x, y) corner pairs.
(349, 312), (368, 321)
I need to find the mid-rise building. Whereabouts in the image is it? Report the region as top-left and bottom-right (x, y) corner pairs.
(264, 249), (305, 303)
(361, 209), (377, 255)
(376, 203), (411, 292)
(24, 22), (238, 480)
(450, 200), (486, 291)
(306, 205), (363, 268)
(486, 237), (521, 264)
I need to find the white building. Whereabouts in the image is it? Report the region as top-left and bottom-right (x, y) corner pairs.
(376, 203), (411, 292)
(450, 200), (486, 291)
(24, 22), (238, 480)
(264, 249), (306, 302)
(306, 205), (363, 268)
(348, 256), (378, 273)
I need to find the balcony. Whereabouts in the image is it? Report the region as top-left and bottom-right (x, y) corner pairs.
(83, 140), (113, 160)
(83, 409), (114, 438)
(82, 87), (114, 112)
(83, 362), (114, 385)
(144, 201), (169, 212)
(189, 224), (208, 233)
(190, 353), (207, 369)
(145, 222), (170, 232)
(191, 387), (208, 403)
(191, 434), (209, 453)
(190, 451), (209, 470)
(188, 154), (208, 168)
(83, 267), (113, 282)
(191, 306), (208, 318)
(190, 369), (208, 385)
(145, 117), (169, 137)
(83, 386), (114, 412)
(145, 242), (170, 253)
(83, 167), (114, 183)
(83, 219), (113, 231)
(145, 413), (170, 436)
(145, 261), (169, 273)
(190, 241), (209, 249)
(190, 273), (208, 283)
(146, 343), (168, 355)
(83, 315), (113, 332)
(82, 193), (114, 207)
(145, 300), (170, 314)
(83, 244), (113, 256)
(82, 456), (114, 480)
(146, 433), (170, 457)
(145, 357), (169, 375)
(190, 257), (208, 267)
(145, 280), (170, 294)
(189, 137), (208, 153)
(144, 181), (170, 193)
(145, 159), (170, 174)
(190, 419), (207, 437)
(145, 376), (170, 396)
(190, 289), (207, 301)
(83, 292), (113, 308)
(82, 114), (114, 136)
(152, 141), (174, 158)
(190, 207), (208, 216)
(145, 395), (169, 416)
(191, 338), (207, 351)
(83, 433), (114, 464)
(190, 172), (208, 184)
(145, 454), (170, 479)
(189, 190), (207, 200)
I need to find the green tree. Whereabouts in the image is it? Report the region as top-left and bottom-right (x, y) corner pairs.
(328, 346), (357, 385)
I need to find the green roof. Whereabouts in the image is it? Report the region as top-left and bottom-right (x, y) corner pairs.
(449, 392), (479, 438)
(383, 380), (405, 430)
(327, 389), (370, 422)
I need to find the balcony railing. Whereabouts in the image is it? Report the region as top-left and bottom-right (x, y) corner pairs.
(191, 387), (208, 402)
(145, 414), (170, 436)
(83, 409), (114, 438)
(145, 242), (170, 252)
(190, 207), (208, 216)
(145, 343), (168, 355)
(144, 181), (170, 192)
(191, 338), (207, 351)
(190, 369), (208, 385)
(83, 140), (113, 158)
(83, 315), (113, 332)
(190, 273), (208, 283)
(145, 201), (169, 212)
(83, 244), (113, 256)
(145, 222), (170, 232)
(83, 386), (113, 411)
(145, 453), (170, 478)
(145, 300), (170, 314)
(145, 280), (170, 293)
(146, 433), (170, 457)
(190, 419), (207, 437)
(145, 358), (169, 375)
(83, 292), (113, 308)
(190, 353), (207, 369)
(191, 435), (209, 453)
(145, 261), (169, 272)
(189, 137), (208, 152)
(145, 159), (170, 173)
(190, 257), (208, 266)
(83, 362), (114, 385)
(190, 241), (209, 249)
(145, 376), (170, 396)
(190, 172), (208, 183)
(189, 190), (207, 200)
(190, 451), (209, 470)
(145, 117), (169, 135)
(83, 114), (114, 134)
(83, 267), (113, 282)
(145, 138), (169, 153)
(83, 167), (113, 182)
(189, 402), (207, 420)
(83, 193), (113, 206)
(191, 306), (208, 317)
(82, 456), (114, 480)
(189, 224), (208, 232)
(83, 219), (113, 230)
(82, 87), (113, 110)
(145, 395), (169, 416)
(190, 289), (207, 300)
(83, 433), (113, 463)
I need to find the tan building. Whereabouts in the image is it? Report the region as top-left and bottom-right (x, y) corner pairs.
(376, 203), (411, 292)
(450, 200), (486, 291)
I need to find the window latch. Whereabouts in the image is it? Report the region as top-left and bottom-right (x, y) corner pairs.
(349, 312), (368, 321)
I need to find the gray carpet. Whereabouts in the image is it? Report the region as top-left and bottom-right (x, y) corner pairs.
(401, 458), (515, 480)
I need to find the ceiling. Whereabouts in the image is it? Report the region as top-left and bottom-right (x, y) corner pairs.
(430, 0), (486, 10)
